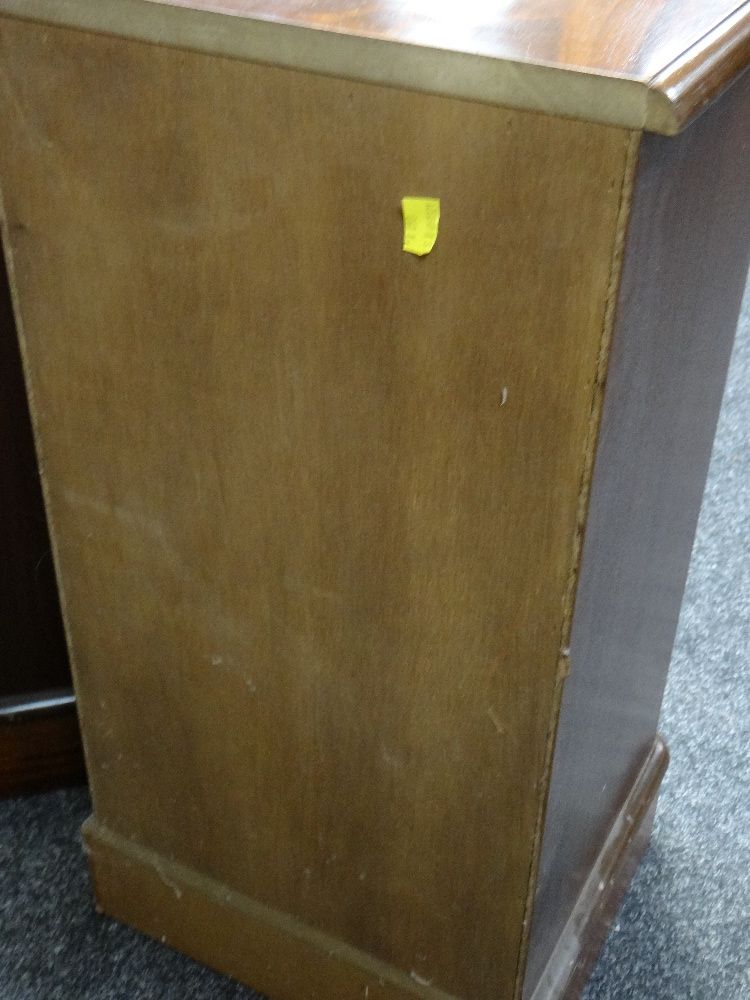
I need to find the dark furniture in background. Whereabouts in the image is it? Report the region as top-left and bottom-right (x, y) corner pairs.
(0, 248), (85, 796)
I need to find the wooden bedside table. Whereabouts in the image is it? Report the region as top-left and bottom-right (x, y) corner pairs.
(0, 2), (748, 997)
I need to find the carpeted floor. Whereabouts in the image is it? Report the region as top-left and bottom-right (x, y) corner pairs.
(2, 287), (748, 999)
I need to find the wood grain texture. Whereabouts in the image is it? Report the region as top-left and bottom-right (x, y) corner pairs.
(0, 242), (70, 697)
(0, 20), (634, 999)
(525, 65), (750, 998)
(0, 0), (748, 133)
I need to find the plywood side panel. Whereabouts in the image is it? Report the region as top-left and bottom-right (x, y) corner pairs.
(526, 66), (750, 998)
(0, 20), (632, 998)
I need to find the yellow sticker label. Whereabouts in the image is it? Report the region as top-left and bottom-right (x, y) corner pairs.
(401, 197), (440, 256)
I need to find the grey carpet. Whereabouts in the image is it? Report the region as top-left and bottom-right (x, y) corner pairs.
(2, 287), (748, 999)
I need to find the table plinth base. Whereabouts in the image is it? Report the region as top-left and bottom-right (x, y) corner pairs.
(84, 737), (668, 1000)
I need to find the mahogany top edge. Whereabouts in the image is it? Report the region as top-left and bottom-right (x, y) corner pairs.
(1, 0), (749, 132)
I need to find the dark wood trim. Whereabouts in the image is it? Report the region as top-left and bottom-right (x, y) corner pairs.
(526, 68), (750, 995)
(0, 692), (86, 797)
(531, 737), (668, 1000)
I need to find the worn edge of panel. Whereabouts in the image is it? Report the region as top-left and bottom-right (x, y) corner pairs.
(511, 129), (643, 1000)
(529, 737), (669, 1000)
(0, 185), (97, 799)
(83, 818), (459, 1000)
(0, 0), (747, 134)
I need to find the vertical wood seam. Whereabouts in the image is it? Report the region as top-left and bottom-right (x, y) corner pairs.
(511, 128), (642, 1000)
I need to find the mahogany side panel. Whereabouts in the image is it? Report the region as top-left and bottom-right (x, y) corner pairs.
(526, 66), (750, 997)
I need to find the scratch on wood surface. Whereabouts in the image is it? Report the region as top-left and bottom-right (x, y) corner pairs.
(62, 488), (168, 545)
(487, 706), (506, 736)
(380, 744), (407, 769)
(153, 861), (183, 900)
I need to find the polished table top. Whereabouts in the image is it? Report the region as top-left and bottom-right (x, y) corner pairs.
(159, 0), (747, 81)
(1, 0), (749, 131)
